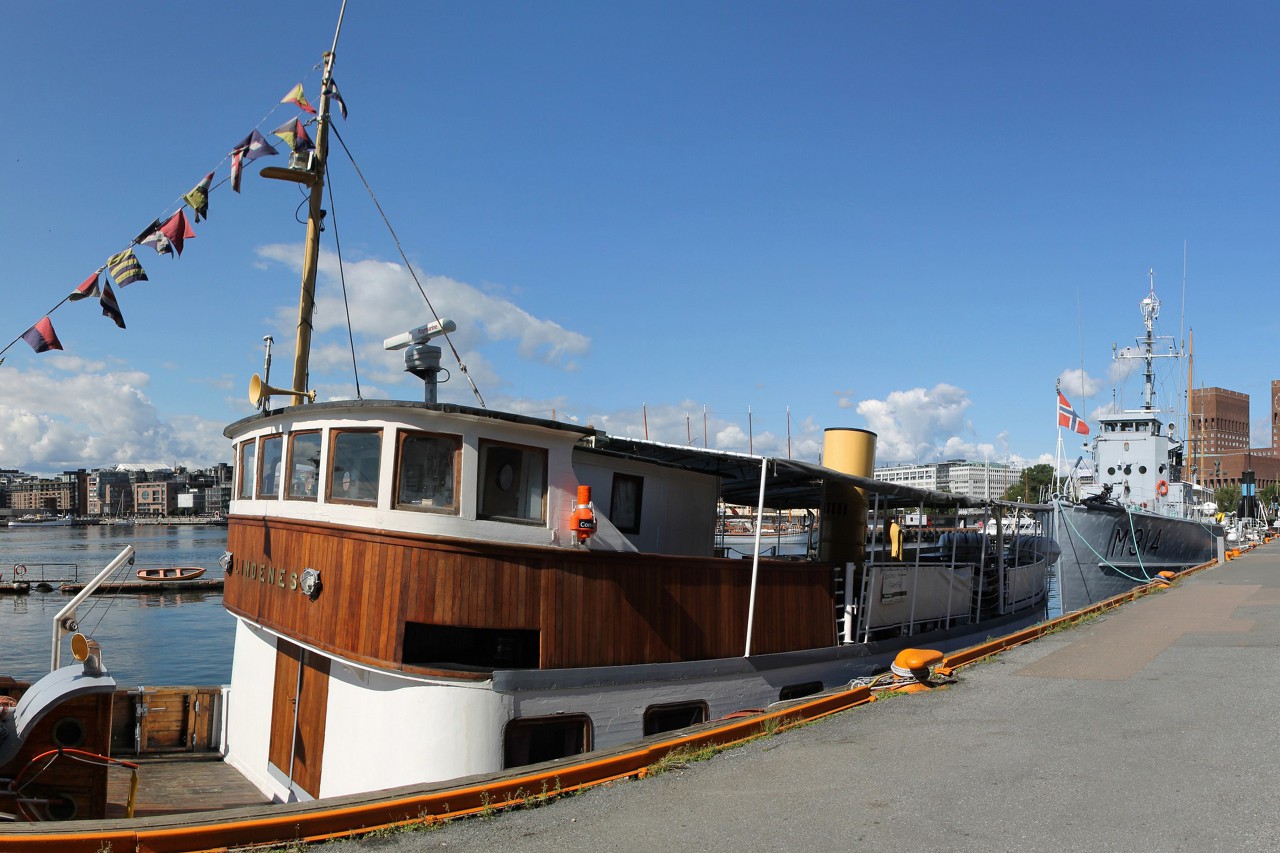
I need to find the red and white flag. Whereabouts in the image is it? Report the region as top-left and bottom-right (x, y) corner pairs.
(1057, 391), (1090, 435)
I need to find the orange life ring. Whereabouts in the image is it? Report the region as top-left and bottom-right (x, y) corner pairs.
(12, 564), (26, 577)
(1156, 480), (1169, 497)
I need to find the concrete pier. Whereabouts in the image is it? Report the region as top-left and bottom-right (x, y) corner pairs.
(329, 541), (1280, 851)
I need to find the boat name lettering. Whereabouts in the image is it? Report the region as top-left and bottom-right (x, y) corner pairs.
(235, 559), (299, 592)
(1107, 525), (1162, 558)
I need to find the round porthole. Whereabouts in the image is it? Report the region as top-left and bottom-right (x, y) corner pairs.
(45, 793), (78, 821)
(51, 717), (85, 749)
(1107, 467), (1116, 475)
(1139, 466), (1147, 474)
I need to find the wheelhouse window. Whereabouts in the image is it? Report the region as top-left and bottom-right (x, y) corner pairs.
(478, 440), (547, 523)
(610, 473), (644, 534)
(237, 441), (256, 499)
(286, 431), (322, 501)
(258, 435), (283, 500)
(328, 429), (382, 504)
(395, 431), (460, 513)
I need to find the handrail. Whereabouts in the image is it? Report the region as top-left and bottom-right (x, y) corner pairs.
(49, 546), (134, 671)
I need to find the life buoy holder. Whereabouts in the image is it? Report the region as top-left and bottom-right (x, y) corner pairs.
(1156, 480), (1169, 497)
(12, 564), (26, 578)
(570, 485), (596, 543)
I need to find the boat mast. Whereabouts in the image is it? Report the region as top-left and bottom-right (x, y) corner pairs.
(1139, 268), (1160, 412)
(265, 2), (347, 404)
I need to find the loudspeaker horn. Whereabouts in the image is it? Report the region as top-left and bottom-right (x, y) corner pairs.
(249, 373), (317, 407)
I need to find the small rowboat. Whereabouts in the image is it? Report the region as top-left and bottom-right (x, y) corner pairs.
(136, 566), (207, 582)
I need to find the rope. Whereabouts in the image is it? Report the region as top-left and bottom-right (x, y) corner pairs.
(329, 124), (486, 408)
(1054, 499), (1157, 584)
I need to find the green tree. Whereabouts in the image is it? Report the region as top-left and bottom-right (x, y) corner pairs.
(1001, 463), (1055, 503)
(1214, 484), (1240, 516)
(1260, 483), (1280, 514)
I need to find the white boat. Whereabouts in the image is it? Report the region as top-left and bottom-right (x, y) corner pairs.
(8, 515), (77, 528)
(0, 10), (1059, 835)
(717, 509), (815, 557)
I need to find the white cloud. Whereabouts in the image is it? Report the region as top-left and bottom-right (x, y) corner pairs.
(0, 361), (225, 475)
(1056, 368), (1101, 400)
(855, 384), (975, 464)
(256, 246), (590, 372)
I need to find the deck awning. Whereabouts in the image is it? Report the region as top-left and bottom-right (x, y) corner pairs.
(581, 434), (1018, 511)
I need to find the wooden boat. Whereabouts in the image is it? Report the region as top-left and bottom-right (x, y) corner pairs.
(135, 566), (206, 582)
(0, 8), (1060, 843)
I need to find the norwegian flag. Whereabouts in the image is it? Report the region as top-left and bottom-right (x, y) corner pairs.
(1058, 391), (1090, 435)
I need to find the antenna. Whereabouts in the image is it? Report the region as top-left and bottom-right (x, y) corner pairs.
(384, 319), (456, 403)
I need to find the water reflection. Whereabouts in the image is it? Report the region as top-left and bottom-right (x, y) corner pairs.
(3, 526), (234, 686)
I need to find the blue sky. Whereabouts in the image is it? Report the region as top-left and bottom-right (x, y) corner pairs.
(1, 1), (1277, 475)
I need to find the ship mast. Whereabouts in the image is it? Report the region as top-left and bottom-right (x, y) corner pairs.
(257, 2), (348, 405)
(1139, 268), (1160, 412)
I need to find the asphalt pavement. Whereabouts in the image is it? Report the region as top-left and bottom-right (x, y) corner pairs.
(320, 543), (1280, 852)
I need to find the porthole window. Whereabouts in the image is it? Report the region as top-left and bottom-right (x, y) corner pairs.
(778, 681), (823, 701)
(1107, 467), (1116, 476)
(643, 701), (708, 736)
(1139, 466), (1147, 474)
(51, 716), (85, 748)
(45, 792), (77, 821)
(503, 714), (592, 768)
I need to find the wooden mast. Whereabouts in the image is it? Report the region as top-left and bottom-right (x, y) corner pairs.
(287, 51), (336, 403)
(256, 1), (347, 405)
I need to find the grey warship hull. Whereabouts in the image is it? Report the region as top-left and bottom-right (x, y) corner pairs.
(1053, 500), (1222, 613)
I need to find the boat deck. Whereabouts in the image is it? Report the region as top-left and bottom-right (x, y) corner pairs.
(106, 756), (267, 818)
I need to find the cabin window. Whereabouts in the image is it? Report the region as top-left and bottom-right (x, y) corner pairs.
(328, 429), (382, 504)
(503, 715), (592, 769)
(402, 622), (539, 669)
(258, 435), (283, 500)
(478, 441), (547, 523)
(395, 431), (460, 513)
(286, 431), (322, 501)
(238, 441), (256, 499)
(609, 473), (644, 534)
(50, 716), (86, 748)
(778, 681), (823, 701)
(643, 701), (708, 736)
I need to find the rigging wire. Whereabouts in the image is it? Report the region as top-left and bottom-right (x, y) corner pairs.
(327, 123), (486, 408)
(76, 556), (136, 637)
(324, 160), (362, 399)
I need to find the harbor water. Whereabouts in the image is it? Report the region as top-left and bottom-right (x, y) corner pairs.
(0, 523), (235, 686)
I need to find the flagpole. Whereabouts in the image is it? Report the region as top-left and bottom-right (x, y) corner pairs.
(1054, 380), (1061, 496)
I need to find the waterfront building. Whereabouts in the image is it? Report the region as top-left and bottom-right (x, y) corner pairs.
(8, 470), (89, 515)
(1188, 382), (1280, 497)
(134, 480), (180, 516)
(874, 460), (1023, 501)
